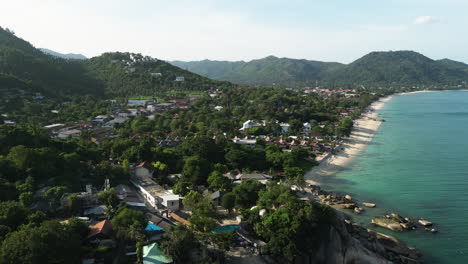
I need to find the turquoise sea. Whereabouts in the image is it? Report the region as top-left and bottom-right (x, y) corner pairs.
(318, 91), (468, 263)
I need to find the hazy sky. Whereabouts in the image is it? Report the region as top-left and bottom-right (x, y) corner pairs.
(1, 0), (467, 63)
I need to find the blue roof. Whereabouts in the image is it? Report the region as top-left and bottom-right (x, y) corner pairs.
(145, 221), (164, 232)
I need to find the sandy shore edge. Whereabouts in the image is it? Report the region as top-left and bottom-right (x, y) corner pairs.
(305, 93), (402, 185)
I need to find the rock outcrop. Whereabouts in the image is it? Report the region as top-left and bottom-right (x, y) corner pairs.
(371, 213), (416, 232)
(303, 211), (423, 264)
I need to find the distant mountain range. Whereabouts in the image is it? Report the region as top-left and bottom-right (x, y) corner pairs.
(39, 48), (87, 60)
(0, 26), (232, 97)
(171, 52), (468, 87)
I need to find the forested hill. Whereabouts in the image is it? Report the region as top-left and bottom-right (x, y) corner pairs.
(171, 51), (468, 87)
(0, 26), (233, 98)
(171, 56), (344, 87)
(39, 48), (87, 60)
(328, 51), (468, 86)
(84, 52), (233, 96)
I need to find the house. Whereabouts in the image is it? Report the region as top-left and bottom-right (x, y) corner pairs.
(150, 73), (162, 77)
(43, 123), (65, 131)
(3, 120), (16, 126)
(175, 76), (184, 82)
(232, 137), (256, 146)
(115, 184), (133, 200)
(131, 173), (180, 211)
(303, 122), (313, 134)
(239, 120), (264, 131)
(203, 190), (222, 205)
(103, 118), (126, 128)
(87, 220), (113, 240)
(133, 161), (154, 178)
(146, 212), (176, 231)
(84, 205), (107, 219)
(146, 104), (156, 112)
(236, 173), (272, 184)
(279, 122), (290, 133)
(214, 106), (223, 111)
(57, 129), (81, 139)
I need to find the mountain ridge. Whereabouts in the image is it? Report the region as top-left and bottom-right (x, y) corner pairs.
(171, 51), (468, 87)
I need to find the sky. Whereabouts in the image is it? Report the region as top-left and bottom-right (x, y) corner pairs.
(1, 0), (467, 63)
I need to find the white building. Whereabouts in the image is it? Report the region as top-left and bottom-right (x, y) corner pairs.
(130, 173), (181, 211)
(214, 106), (224, 111)
(175, 76), (185, 82)
(303, 122), (313, 134)
(239, 120), (265, 131)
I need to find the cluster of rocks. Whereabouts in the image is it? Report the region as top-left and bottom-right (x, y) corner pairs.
(345, 218), (423, 264)
(371, 213), (437, 233)
(313, 187), (374, 215)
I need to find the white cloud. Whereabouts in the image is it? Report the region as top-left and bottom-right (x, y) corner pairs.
(414, 16), (437, 25)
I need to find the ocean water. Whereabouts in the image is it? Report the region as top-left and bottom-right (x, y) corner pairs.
(318, 91), (468, 263)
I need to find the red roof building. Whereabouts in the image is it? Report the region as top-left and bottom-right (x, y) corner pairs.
(87, 220), (113, 240)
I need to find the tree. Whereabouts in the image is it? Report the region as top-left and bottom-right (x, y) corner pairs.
(284, 167), (305, 186)
(111, 207), (146, 241)
(0, 221), (82, 264)
(160, 225), (199, 264)
(0, 201), (28, 229)
(182, 191), (216, 217)
(98, 188), (119, 208)
(289, 119), (303, 135)
(221, 192), (236, 213)
(64, 194), (83, 216)
(232, 179), (264, 209)
(189, 214), (217, 232)
(172, 180), (191, 196)
(258, 183), (294, 209)
(291, 147), (309, 161)
(42, 186), (68, 211)
(253, 200), (334, 260)
(181, 156), (211, 185)
(225, 148), (249, 169)
(207, 171), (231, 192)
(19, 192), (34, 207)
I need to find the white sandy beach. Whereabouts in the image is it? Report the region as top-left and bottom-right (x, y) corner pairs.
(305, 95), (395, 185)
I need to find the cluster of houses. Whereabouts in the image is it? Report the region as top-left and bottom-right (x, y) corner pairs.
(239, 119), (315, 135)
(303, 87), (358, 97)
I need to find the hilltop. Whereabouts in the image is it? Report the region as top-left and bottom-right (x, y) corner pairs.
(0, 26), (233, 98)
(39, 48), (87, 60)
(171, 51), (468, 87)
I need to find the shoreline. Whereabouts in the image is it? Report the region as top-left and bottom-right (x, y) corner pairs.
(305, 94), (396, 185)
(305, 89), (442, 185)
